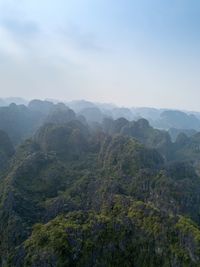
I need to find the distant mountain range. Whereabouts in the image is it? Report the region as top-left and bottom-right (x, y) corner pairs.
(0, 97), (29, 106)
(0, 98), (200, 140)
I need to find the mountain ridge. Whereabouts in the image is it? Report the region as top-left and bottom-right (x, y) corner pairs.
(0, 99), (200, 266)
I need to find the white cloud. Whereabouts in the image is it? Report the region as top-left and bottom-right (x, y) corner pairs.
(0, 25), (25, 59)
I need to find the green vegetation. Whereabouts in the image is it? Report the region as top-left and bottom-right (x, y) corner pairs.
(24, 202), (200, 267)
(0, 101), (200, 266)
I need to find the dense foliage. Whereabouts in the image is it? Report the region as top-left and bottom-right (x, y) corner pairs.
(0, 100), (200, 266)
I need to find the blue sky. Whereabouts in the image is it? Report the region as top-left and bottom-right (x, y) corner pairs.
(0, 0), (200, 110)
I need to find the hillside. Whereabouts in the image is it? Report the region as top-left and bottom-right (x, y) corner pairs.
(0, 101), (200, 266)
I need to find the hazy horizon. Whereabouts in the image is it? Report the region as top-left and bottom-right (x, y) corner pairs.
(1, 1), (200, 110)
(1, 96), (200, 113)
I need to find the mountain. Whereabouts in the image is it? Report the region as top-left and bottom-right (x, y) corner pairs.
(0, 100), (78, 145)
(24, 203), (200, 267)
(9, 99), (200, 137)
(1, 100), (200, 266)
(168, 128), (197, 142)
(45, 104), (76, 124)
(0, 130), (14, 172)
(0, 103), (43, 145)
(154, 110), (200, 130)
(67, 100), (96, 113)
(131, 107), (162, 121)
(78, 107), (105, 123)
(28, 99), (55, 115)
(0, 98), (28, 106)
(102, 118), (172, 160)
(111, 107), (135, 121)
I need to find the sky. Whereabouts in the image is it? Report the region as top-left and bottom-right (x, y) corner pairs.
(0, 0), (200, 110)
